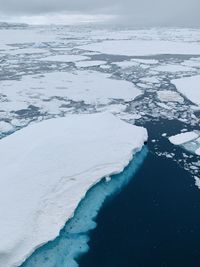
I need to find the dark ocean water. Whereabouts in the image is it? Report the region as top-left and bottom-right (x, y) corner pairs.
(78, 119), (200, 267)
(78, 152), (200, 267)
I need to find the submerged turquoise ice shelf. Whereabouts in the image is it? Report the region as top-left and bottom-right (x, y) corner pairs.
(22, 147), (148, 267)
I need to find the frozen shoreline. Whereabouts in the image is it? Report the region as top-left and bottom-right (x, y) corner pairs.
(0, 113), (147, 267)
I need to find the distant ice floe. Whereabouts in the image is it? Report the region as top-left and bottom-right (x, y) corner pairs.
(40, 55), (89, 62)
(0, 121), (13, 133)
(169, 131), (200, 156)
(0, 112), (147, 267)
(114, 61), (139, 69)
(172, 75), (200, 106)
(80, 40), (200, 56)
(157, 91), (184, 103)
(140, 76), (160, 84)
(182, 58), (200, 68)
(153, 64), (194, 73)
(75, 60), (106, 68)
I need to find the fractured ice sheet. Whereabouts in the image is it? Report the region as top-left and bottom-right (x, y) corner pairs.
(0, 71), (142, 113)
(172, 75), (200, 106)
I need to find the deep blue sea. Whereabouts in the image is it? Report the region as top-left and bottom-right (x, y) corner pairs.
(78, 119), (200, 267)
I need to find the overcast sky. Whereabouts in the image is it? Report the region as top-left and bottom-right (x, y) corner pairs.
(0, 0), (199, 26)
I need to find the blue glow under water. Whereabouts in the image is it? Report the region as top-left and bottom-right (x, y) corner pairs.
(22, 147), (148, 267)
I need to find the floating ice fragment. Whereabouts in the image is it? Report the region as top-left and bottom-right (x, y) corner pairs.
(172, 75), (200, 106)
(157, 91), (184, 103)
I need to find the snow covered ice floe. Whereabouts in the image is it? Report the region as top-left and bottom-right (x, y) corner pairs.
(157, 91), (184, 103)
(0, 112), (147, 267)
(153, 64), (194, 73)
(80, 40), (200, 56)
(172, 75), (200, 106)
(75, 60), (106, 68)
(40, 55), (89, 63)
(169, 131), (200, 156)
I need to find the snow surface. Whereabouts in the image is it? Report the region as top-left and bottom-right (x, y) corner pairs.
(169, 132), (199, 145)
(75, 60), (106, 68)
(40, 55), (89, 62)
(80, 40), (200, 56)
(157, 91), (184, 103)
(0, 121), (13, 133)
(153, 64), (193, 73)
(0, 70), (141, 108)
(0, 112), (147, 267)
(172, 76), (200, 106)
(114, 61), (139, 68)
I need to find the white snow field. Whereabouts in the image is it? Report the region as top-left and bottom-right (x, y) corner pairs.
(0, 112), (147, 267)
(172, 76), (200, 106)
(80, 40), (200, 56)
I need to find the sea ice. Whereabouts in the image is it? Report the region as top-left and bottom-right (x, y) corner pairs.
(157, 91), (184, 103)
(114, 61), (139, 68)
(169, 131), (200, 156)
(169, 131), (199, 145)
(75, 60), (106, 68)
(172, 76), (200, 106)
(22, 147), (148, 267)
(80, 40), (200, 56)
(153, 64), (194, 73)
(0, 70), (141, 106)
(40, 55), (89, 62)
(0, 121), (13, 133)
(0, 112), (147, 267)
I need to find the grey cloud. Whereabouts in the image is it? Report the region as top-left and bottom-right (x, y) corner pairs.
(0, 0), (199, 26)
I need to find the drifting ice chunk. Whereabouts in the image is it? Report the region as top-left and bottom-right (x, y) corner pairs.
(0, 121), (13, 133)
(196, 148), (200, 156)
(40, 55), (89, 62)
(169, 132), (199, 145)
(153, 64), (193, 73)
(75, 60), (106, 68)
(169, 131), (200, 156)
(172, 75), (200, 106)
(0, 112), (147, 267)
(157, 91), (184, 103)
